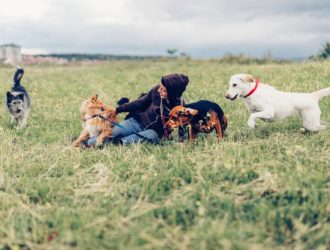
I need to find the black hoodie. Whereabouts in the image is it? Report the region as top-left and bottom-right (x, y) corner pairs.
(161, 74), (189, 104)
(116, 74), (189, 137)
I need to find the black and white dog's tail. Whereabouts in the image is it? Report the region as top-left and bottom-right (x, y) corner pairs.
(13, 67), (24, 88)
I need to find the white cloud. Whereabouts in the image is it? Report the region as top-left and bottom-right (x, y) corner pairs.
(0, 0), (51, 21)
(0, 0), (329, 58)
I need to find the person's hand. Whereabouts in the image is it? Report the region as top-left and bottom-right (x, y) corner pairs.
(115, 107), (120, 115)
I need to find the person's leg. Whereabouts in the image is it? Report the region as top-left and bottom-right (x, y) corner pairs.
(85, 118), (141, 146)
(121, 129), (159, 145)
(112, 118), (142, 137)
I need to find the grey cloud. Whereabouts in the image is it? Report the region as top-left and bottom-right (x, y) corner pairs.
(0, 0), (329, 58)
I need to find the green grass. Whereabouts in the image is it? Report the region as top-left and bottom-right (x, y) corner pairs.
(0, 60), (329, 250)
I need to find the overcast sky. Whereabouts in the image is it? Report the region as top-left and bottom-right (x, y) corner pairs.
(0, 0), (329, 58)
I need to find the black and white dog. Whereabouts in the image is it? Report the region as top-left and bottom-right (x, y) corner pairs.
(6, 67), (31, 129)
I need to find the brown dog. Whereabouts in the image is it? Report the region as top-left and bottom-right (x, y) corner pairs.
(73, 95), (118, 147)
(165, 100), (228, 142)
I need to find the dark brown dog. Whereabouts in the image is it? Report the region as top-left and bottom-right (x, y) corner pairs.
(165, 100), (228, 142)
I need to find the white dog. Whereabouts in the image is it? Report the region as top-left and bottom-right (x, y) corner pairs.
(225, 74), (330, 131)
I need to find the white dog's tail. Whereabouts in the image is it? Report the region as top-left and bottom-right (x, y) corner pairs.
(313, 87), (330, 101)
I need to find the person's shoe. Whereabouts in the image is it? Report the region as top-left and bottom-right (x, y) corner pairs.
(103, 136), (113, 144)
(112, 135), (124, 145)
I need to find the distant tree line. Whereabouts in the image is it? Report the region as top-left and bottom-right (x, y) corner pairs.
(35, 53), (164, 61)
(32, 43), (330, 64)
(166, 48), (289, 64)
(310, 42), (330, 60)
(209, 53), (290, 64)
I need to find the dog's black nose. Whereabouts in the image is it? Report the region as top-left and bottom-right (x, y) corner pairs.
(225, 94), (238, 100)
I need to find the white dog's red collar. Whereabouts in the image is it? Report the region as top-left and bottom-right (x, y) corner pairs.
(244, 79), (259, 98)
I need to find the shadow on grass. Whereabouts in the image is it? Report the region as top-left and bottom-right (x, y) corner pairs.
(228, 120), (320, 143)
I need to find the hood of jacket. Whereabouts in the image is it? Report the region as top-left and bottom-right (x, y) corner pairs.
(161, 73), (189, 104)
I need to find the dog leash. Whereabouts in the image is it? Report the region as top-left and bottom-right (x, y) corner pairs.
(160, 99), (170, 139)
(161, 98), (187, 140)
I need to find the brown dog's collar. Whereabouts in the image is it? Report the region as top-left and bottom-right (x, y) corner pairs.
(83, 114), (107, 122)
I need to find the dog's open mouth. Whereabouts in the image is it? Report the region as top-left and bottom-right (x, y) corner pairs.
(226, 94), (238, 100)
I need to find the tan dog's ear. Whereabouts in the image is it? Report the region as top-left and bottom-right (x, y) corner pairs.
(185, 108), (198, 116)
(91, 94), (98, 102)
(241, 74), (255, 83)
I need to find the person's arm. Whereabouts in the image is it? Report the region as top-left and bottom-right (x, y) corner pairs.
(116, 88), (153, 113)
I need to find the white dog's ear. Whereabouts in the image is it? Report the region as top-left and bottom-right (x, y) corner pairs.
(241, 74), (255, 83)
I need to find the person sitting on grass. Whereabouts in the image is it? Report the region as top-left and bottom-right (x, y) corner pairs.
(86, 73), (189, 146)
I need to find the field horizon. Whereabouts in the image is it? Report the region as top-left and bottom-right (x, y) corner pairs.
(0, 60), (329, 250)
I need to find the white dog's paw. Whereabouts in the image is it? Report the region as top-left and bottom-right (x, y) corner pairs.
(318, 125), (326, 130)
(247, 119), (255, 129)
(303, 124), (326, 132)
(17, 122), (27, 129)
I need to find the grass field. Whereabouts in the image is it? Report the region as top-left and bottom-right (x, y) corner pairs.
(0, 60), (329, 250)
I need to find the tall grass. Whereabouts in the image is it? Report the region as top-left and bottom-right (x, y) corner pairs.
(0, 60), (329, 249)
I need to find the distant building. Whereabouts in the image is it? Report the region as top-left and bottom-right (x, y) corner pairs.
(0, 43), (22, 65)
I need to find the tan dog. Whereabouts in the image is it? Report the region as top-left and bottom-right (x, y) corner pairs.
(73, 95), (118, 147)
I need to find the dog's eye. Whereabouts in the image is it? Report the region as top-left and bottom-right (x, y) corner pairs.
(233, 84), (237, 87)
(178, 111), (185, 117)
(100, 107), (105, 111)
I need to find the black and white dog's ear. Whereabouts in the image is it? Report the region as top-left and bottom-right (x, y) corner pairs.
(17, 93), (25, 101)
(13, 67), (24, 86)
(6, 91), (14, 101)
